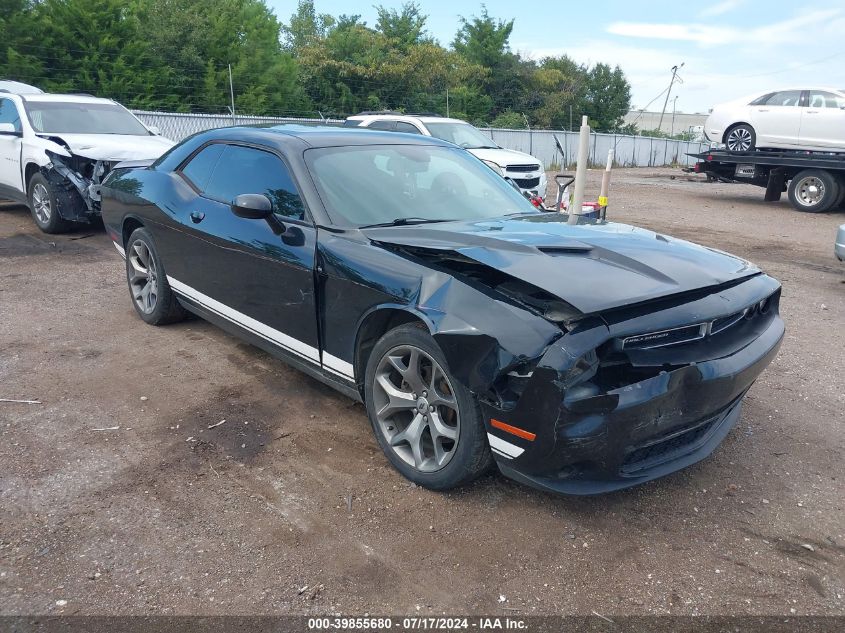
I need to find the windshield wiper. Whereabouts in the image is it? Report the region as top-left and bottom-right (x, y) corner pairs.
(360, 217), (455, 229)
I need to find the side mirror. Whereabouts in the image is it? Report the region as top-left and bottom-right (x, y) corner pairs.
(231, 193), (272, 220)
(0, 123), (21, 136)
(503, 176), (522, 192)
(146, 125), (161, 135)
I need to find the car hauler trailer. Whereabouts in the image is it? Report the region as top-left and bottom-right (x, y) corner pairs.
(688, 149), (845, 213)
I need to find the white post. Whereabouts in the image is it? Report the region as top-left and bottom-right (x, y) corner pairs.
(567, 115), (590, 224)
(599, 149), (614, 219)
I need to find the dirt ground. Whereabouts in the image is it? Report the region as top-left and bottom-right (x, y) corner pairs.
(0, 168), (843, 617)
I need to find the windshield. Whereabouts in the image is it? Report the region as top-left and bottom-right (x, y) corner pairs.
(306, 144), (538, 227)
(24, 101), (150, 135)
(424, 121), (498, 149)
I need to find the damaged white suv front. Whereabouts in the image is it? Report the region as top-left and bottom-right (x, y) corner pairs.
(0, 90), (174, 233)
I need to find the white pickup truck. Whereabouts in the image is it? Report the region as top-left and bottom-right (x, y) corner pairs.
(0, 82), (174, 233)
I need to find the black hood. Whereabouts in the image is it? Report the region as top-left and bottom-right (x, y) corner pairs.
(364, 214), (760, 315)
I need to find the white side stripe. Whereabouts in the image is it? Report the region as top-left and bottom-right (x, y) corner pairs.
(323, 352), (355, 380)
(487, 433), (525, 459)
(167, 276), (320, 363)
(113, 241), (126, 259)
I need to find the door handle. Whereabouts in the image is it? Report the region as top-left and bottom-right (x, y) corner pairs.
(806, 110), (819, 114)
(756, 108), (769, 112)
(190, 211), (205, 223)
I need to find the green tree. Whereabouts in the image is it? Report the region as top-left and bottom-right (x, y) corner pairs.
(375, 2), (428, 51)
(282, 0), (335, 53)
(579, 63), (631, 131)
(490, 110), (526, 129)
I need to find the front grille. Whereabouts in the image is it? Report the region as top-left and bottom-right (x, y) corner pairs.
(622, 323), (706, 350)
(506, 164), (540, 173)
(512, 177), (541, 188)
(710, 310), (744, 334)
(621, 418), (717, 475)
(618, 293), (776, 351)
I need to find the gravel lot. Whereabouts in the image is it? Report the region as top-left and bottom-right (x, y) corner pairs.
(1, 168), (843, 616)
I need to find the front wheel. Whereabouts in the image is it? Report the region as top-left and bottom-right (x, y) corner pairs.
(364, 324), (492, 490)
(27, 173), (70, 234)
(787, 169), (840, 213)
(724, 124), (756, 152)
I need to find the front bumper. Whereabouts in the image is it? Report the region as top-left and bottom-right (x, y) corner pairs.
(482, 276), (784, 495)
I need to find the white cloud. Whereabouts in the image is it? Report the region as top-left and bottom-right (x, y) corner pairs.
(698, 0), (744, 18)
(607, 8), (842, 48)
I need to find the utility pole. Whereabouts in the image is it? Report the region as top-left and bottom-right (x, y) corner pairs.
(569, 105), (573, 132)
(228, 64), (236, 125)
(658, 63), (683, 132)
(671, 96), (678, 137)
(446, 88), (450, 118)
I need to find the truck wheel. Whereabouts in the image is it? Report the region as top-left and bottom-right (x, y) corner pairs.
(787, 170), (840, 213)
(27, 173), (71, 234)
(724, 124), (756, 152)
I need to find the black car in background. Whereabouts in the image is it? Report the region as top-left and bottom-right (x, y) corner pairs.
(100, 126), (784, 495)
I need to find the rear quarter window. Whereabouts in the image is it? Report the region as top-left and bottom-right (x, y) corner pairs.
(181, 144), (224, 192)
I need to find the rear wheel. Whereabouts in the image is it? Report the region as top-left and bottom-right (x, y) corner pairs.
(27, 173), (70, 234)
(724, 124), (756, 152)
(787, 169), (840, 213)
(125, 227), (186, 325)
(364, 324), (492, 490)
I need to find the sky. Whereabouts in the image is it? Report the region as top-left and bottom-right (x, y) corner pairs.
(266, 0), (845, 114)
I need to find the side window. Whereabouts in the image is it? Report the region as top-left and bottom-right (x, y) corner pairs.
(762, 90), (802, 107)
(808, 91), (845, 109)
(395, 122), (422, 134)
(181, 144), (224, 192)
(0, 98), (22, 132)
(366, 120), (397, 131)
(205, 145), (305, 221)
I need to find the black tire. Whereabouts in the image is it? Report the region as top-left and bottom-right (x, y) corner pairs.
(724, 123), (756, 152)
(787, 169), (840, 213)
(363, 324), (493, 490)
(27, 173), (71, 234)
(125, 227), (186, 325)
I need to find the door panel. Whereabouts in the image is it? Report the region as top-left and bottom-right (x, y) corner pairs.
(799, 91), (845, 149)
(750, 90), (803, 147)
(167, 143), (320, 363)
(0, 97), (23, 195)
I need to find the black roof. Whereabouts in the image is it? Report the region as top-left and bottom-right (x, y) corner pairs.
(203, 124), (453, 149)
(156, 123), (455, 174)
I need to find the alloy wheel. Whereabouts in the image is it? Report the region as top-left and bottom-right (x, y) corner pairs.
(128, 240), (158, 314)
(372, 345), (460, 472)
(726, 127), (753, 152)
(32, 183), (51, 224)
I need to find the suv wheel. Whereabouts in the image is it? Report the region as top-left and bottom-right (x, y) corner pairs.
(27, 173), (70, 234)
(364, 324), (492, 490)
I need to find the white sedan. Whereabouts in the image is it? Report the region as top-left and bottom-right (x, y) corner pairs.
(705, 88), (845, 152)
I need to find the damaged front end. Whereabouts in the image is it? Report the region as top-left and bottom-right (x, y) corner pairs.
(481, 274), (784, 494)
(41, 148), (114, 223)
(352, 216), (785, 494)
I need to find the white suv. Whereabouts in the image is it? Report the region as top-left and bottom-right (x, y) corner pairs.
(344, 113), (547, 199)
(0, 85), (174, 233)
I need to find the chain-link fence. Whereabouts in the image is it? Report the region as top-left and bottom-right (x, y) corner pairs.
(132, 110), (708, 168)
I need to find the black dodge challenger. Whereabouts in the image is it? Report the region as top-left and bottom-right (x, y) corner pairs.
(100, 125), (784, 495)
